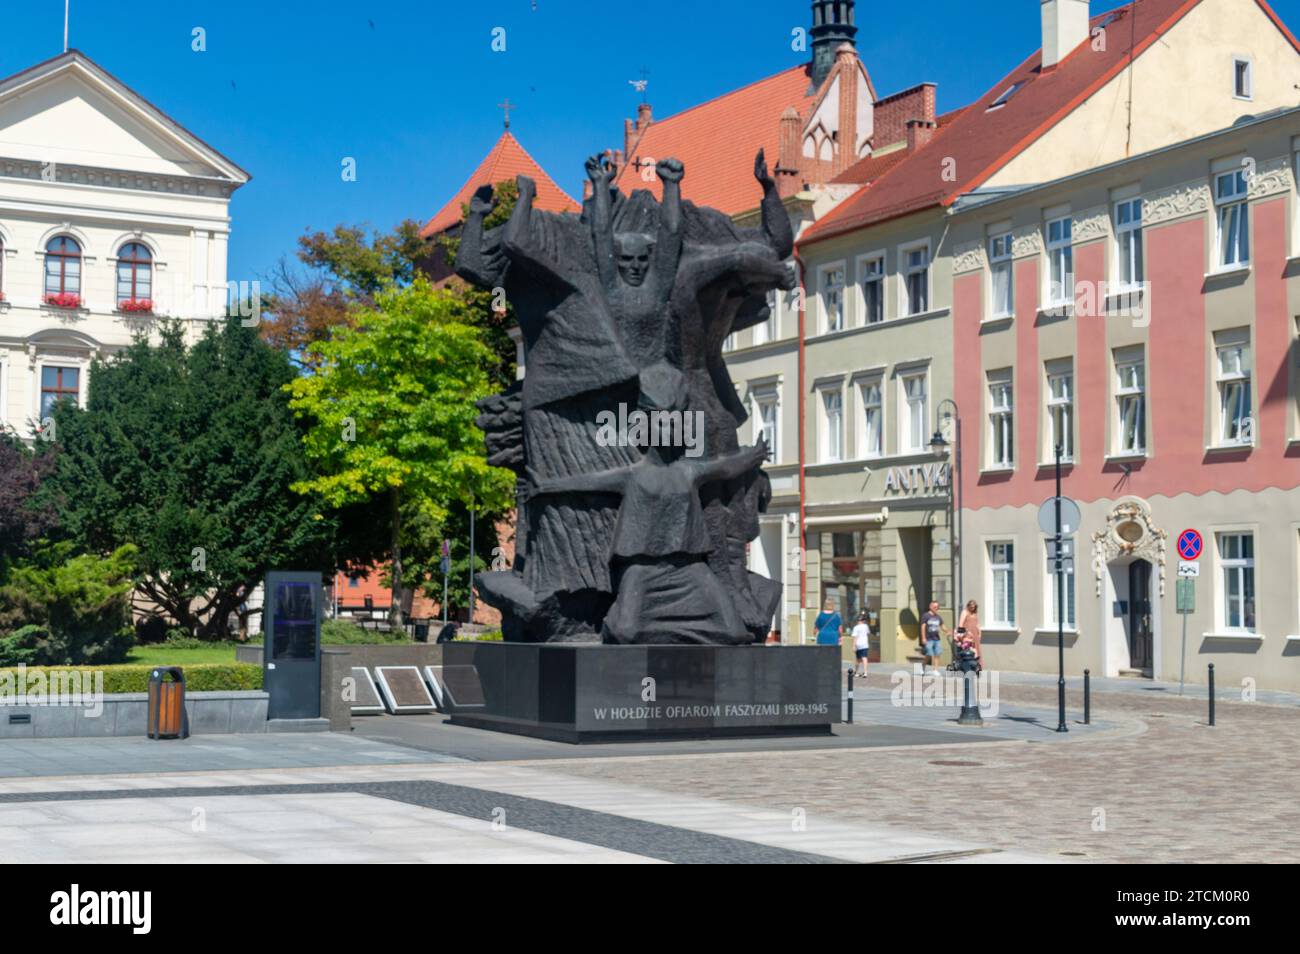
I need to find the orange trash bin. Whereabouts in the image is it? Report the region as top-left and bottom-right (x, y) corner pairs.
(147, 667), (190, 739)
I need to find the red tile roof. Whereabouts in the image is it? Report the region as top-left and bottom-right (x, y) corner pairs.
(421, 131), (579, 238)
(830, 108), (965, 186)
(616, 64), (817, 217)
(802, 0), (1300, 246)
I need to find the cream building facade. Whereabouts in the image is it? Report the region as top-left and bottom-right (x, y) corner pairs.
(0, 51), (249, 438)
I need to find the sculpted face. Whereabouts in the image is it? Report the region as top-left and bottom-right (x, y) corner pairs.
(615, 233), (654, 287)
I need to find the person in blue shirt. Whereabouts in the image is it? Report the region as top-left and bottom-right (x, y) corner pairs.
(813, 600), (843, 647)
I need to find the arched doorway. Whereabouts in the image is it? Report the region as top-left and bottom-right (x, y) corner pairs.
(1092, 498), (1167, 678)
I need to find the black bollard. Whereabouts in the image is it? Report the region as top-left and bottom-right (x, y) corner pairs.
(846, 669), (854, 724)
(1084, 669), (1091, 725)
(956, 650), (984, 726)
(1208, 663), (1216, 727)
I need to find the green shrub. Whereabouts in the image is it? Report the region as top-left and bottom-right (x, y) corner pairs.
(0, 544), (137, 666)
(0, 663), (262, 694)
(162, 631), (206, 650)
(321, 618), (410, 645)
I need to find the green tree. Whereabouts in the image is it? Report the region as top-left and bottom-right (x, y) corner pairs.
(286, 278), (513, 625)
(261, 220), (427, 364)
(46, 319), (342, 639)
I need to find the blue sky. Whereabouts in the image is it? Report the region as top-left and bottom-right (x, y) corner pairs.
(4, 0), (1299, 284)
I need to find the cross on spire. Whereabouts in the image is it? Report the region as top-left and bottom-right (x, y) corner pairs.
(498, 98), (516, 130)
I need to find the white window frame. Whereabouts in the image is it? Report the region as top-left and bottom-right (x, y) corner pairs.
(988, 231), (1014, 318)
(1045, 215), (1074, 308)
(752, 389), (780, 464)
(1216, 530), (1256, 633)
(755, 291), (777, 345)
(1114, 352), (1147, 456)
(987, 540), (1017, 628)
(1046, 365), (1075, 463)
(899, 368), (929, 454)
(1232, 55), (1254, 101)
(858, 252), (885, 325)
(987, 369), (1014, 469)
(722, 332), (736, 353)
(1044, 539), (1077, 630)
(1114, 197), (1144, 290)
(1213, 330), (1253, 447)
(857, 377), (884, 459)
(819, 386), (844, 464)
(34, 360), (87, 423)
(819, 263), (846, 334)
(1214, 169), (1250, 270)
(900, 241), (930, 317)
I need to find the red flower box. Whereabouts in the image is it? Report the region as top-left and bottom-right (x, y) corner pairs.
(43, 292), (82, 309)
(119, 298), (154, 314)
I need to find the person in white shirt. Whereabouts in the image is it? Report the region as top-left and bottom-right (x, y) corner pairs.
(851, 613), (872, 677)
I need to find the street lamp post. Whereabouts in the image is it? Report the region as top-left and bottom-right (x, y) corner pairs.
(929, 400), (963, 626)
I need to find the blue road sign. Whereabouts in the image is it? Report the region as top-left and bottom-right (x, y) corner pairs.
(1177, 529), (1203, 561)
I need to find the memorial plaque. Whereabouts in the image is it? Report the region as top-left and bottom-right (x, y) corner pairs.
(349, 667), (384, 714)
(439, 664), (486, 708)
(374, 666), (436, 713)
(422, 666), (446, 709)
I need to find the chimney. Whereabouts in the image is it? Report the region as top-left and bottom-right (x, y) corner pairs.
(1041, 0), (1091, 70)
(810, 0), (857, 89)
(906, 119), (936, 153)
(834, 45), (860, 175)
(623, 104), (653, 159)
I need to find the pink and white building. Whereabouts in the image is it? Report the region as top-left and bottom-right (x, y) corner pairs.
(951, 102), (1300, 689)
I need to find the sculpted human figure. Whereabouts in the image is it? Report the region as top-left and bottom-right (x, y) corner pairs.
(462, 150), (796, 644)
(528, 423), (769, 645)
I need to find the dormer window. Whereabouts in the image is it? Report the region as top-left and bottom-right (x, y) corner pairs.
(988, 82), (1025, 111)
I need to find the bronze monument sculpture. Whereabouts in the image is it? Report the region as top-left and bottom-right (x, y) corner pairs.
(460, 151), (794, 645)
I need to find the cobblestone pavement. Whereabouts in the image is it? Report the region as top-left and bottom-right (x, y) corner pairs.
(539, 674), (1300, 864)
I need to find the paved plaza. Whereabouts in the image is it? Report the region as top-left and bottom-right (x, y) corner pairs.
(0, 670), (1293, 863)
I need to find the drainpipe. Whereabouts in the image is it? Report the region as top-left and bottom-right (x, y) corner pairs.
(793, 245), (808, 634)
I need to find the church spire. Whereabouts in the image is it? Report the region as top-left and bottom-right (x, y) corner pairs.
(810, 1), (858, 88)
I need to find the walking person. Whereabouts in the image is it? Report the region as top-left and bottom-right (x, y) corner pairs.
(851, 612), (871, 678)
(958, 600), (983, 670)
(813, 599), (843, 648)
(919, 599), (949, 672)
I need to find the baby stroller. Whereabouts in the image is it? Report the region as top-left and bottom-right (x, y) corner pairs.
(946, 628), (981, 672)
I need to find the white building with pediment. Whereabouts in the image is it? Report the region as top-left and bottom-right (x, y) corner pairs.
(0, 49), (249, 437)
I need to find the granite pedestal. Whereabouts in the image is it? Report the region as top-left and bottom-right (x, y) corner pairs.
(441, 642), (839, 743)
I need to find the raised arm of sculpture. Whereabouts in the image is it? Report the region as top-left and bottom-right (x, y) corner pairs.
(501, 175), (578, 291)
(653, 158), (685, 296)
(692, 440), (769, 487)
(673, 241), (794, 307)
(754, 150), (793, 260)
(586, 154), (618, 290)
(526, 463), (630, 498)
(455, 184), (507, 288)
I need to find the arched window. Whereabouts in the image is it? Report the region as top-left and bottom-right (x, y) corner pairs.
(116, 242), (153, 308)
(43, 236), (82, 301)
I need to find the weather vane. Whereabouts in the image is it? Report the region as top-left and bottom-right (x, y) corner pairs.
(629, 66), (650, 103)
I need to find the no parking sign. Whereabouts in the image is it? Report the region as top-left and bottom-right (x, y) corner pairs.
(1177, 529), (1203, 561)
